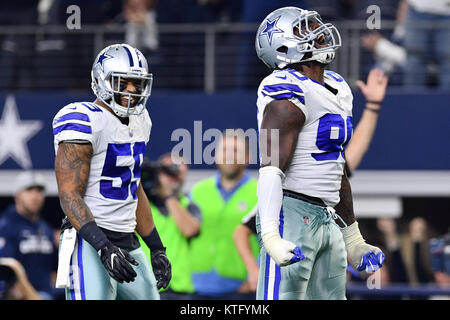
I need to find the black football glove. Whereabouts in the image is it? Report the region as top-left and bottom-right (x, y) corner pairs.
(150, 249), (171, 289)
(99, 242), (139, 283)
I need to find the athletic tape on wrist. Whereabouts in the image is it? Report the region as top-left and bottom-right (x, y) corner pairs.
(341, 221), (365, 248)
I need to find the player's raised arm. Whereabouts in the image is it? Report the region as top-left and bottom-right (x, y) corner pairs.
(345, 69), (389, 173)
(258, 99), (306, 267)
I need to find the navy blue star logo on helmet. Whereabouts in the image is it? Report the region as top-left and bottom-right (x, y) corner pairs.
(261, 15), (283, 45)
(97, 51), (113, 69)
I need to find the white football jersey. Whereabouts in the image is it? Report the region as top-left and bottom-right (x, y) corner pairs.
(257, 69), (353, 206)
(53, 102), (152, 232)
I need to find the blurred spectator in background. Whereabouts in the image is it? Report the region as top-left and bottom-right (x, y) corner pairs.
(0, 257), (43, 300)
(401, 217), (435, 285)
(367, 217), (436, 288)
(189, 132), (258, 299)
(376, 218), (409, 284)
(399, 0), (450, 89)
(429, 229), (450, 289)
(361, 32), (406, 77)
(358, 0), (406, 86)
(139, 154), (201, 300)
(38, 0), (122, 89)
(124, 0), (159, 55)
(233, 205), (259, 293)
(0, 171), (59, 300)
(346, 69), (388, 175)
(307, 0), (399, 21)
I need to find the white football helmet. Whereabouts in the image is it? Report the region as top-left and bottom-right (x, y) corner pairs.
(255, 7), (342, 69)
(91, 44), (152, 118)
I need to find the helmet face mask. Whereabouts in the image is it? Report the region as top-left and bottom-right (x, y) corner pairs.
(255, 7), (342, 69)
(91, 44), (153, 118)
(110, 72), (152, 111)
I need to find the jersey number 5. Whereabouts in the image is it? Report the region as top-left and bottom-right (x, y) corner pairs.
(100, 142), (146, 200)
(312, 113), (353, 161)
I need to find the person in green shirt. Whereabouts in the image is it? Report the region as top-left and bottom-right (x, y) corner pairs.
(139, 153), (202, 300)
(189, 132), (259, 299)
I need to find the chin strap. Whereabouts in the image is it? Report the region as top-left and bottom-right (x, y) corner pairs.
(300, 50), (336, 65)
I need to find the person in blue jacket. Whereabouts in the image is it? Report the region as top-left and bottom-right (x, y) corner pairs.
(0, 171), (58, 299)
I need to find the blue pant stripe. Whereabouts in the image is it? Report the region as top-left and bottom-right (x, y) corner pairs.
(69, 254), (75, 300)
(264, 252), (270, 300)
(273, 207), (284, 300)
(77, 235), (86, 300)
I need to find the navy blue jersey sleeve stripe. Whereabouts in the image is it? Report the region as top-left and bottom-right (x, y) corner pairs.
(263, 83), (303, 93)
(53, 112), (90, 126)
(271, 92), (305, 104)
(53, 123), (92, 135)
(81, 103), (102, 112)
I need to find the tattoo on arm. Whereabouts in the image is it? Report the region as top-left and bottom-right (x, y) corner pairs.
(55, 142), (94, 231)
(334, 171), (356, 227)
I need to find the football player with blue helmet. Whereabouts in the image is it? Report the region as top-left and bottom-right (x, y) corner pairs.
(254, 7), (385, 300)
(53, 44), (171, 300)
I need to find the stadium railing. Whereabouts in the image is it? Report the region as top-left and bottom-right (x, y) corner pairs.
(1, 21), (449, 91)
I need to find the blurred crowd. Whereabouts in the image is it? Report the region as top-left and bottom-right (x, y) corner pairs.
(1, 0), (449, 90)
(347, 217), (450, 300)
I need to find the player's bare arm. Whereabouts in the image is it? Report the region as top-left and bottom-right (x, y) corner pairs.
(135, 182), (172, 289)
(334, 170), (356, 227)
(260, 99), (305, 171)
(135, 183), (155, 237)
(55, 142), (94, 231)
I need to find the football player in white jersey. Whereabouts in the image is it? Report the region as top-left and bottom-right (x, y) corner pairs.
(53, 44), (171, 300)
(254, 7), (385, 300)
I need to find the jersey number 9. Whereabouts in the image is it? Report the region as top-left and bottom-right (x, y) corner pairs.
(312, 113), (352, 161)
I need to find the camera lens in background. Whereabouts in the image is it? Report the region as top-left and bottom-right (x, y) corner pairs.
(0, 265), (17, 284)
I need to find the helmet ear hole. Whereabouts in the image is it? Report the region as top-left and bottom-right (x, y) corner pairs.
(276, 46), (288, 53)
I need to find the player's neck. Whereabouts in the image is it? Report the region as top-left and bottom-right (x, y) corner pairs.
(93, 99), (129, 125)
(296, 63), (325, 84)
(94, 99), (115, 116)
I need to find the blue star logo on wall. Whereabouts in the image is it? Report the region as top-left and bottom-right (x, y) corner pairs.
(97, 51), (113, 69)
(261, 15), (284, 45)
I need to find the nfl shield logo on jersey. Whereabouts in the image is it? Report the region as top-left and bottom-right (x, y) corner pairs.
(238, 201), (248, 211)
(303, 216), (310, 224)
